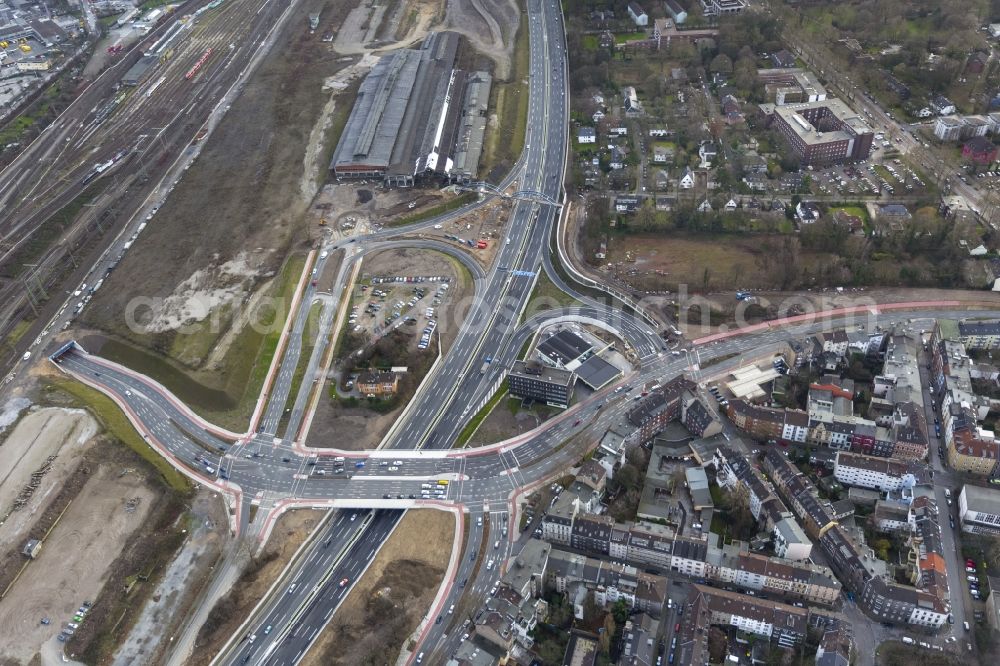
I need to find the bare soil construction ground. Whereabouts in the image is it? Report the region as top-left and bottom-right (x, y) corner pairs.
(0, 408), (96, 543)
(308, 181), (463, 237)
(301, 509), (454, 666)
(0, 453), (159, 664)
(399, 196), (514, 268)
(190, 510), (323, 666)
(111, 491), (229, 666)
(659, 286), (1000, 340)
(78, 0), (363, 422)
(332, 0), (444, 54)
(440, 0), (519, 78)
(309, 248), (472, 450)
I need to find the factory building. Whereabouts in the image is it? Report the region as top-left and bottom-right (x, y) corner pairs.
(330, 32), (492, 186)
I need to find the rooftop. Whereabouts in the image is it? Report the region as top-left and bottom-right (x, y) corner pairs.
(576, 355), (622, 390)
(537, 328), (593, 367)
(962, 484), (1000, 516)
(764, 97), (871, 146)
(509, 359), (575, 387)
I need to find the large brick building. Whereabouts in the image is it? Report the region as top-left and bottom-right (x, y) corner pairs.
(762, 98), (873, 165)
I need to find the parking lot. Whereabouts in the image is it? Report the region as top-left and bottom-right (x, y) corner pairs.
(811, 157), (925, 198)
(347, 275), (453, 353)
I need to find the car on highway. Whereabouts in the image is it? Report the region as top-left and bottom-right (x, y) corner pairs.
(339, 578), (349, 588)
(573, 420), (580, 426)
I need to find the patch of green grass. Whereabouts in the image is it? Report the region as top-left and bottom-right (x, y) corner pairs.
(517, 335), (533, 360)
(321, 79), (361, 182)
(278, 301), (323, 438)
(613, 32), (646, 44)
(829, 205), (869, 221)
(480, 13), (530, 179)
(2, 317), (33, 354)
(102, 253), (308, 431)
(49, 379), (192, 493)
(455, 389), (507, 447)
(387, 192), (478, 227)
(581, 35), (599, 50)
(526, 270), (579, 313)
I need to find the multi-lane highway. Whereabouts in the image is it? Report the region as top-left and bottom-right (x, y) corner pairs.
(34, 0), (1000, 663)
(54, 303), (1000, 664)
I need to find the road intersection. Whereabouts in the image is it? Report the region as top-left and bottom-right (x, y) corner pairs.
(38, 0), (1000, 662)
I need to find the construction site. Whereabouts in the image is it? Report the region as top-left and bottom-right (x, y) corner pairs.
(329, 31), (492, 186)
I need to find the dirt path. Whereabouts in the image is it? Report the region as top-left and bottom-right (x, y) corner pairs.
(111, 492), (229, 666)
(0, 463), (158, 664)
(301, 510), (454, 666)
(333, 0), (442, 55)
(0, 408), (97, 550)
(441, 0), (518, 78)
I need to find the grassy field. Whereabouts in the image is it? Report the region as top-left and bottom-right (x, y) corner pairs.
(48, 379), (192, 493)
(95, 254), (308, 431)
(581, 34), (599, 50)
(603, 232), (840, 291)
(480, 13), (530, 180)
(455, 389), (507, 447)
(525, 270), (579, 315)
(0, 317), (33, 357)
(613, 32), (647, 44)
(320, 79), (361, 179)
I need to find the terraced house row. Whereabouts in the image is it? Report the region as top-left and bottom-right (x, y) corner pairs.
(761, 449), (950, 628)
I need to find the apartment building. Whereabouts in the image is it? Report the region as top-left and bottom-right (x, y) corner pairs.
(712, 446), (812, 560)
(945, 401), (999, 476)
(545, 549), (668, 617)
(833, 451), (928, 492)
(957, 320), (1000, 350)
(707, 548), (841, 605)
(689, 585), (809, 647)
(765, 456), (951, 628)
(625, 377), (698, 445)
(541, 492), (579, 545)
(959, 484), (1000, 536)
